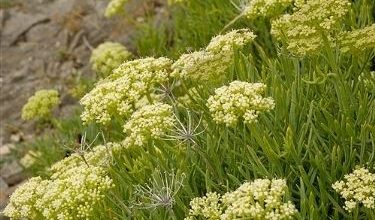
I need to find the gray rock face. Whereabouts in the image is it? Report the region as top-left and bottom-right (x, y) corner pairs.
(1, 11), (49, 46)
(0, 161), (24, 186)
(0, 0), (137, 143)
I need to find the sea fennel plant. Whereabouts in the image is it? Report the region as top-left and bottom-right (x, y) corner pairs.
(3, 0), (375, 219)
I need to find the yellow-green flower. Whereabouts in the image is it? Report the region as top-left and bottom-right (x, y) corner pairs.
(81, 57), (172, 124)
(105, 0), (127, 18)
(339, 24), (375, 54)
(242, 0), (293, 20)
(90, 41), (132, 78)
(207, 81), (275, 126)
(3, 143), (118, 219)
(21, 89), (60, 121)
(123, 103), (175, 147)
(332, 167), (375, 212)
(185, 179), (298, 220)
(271, 0), (351, 56)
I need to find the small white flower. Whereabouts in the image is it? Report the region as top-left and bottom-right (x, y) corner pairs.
(332, 167), (375, 212)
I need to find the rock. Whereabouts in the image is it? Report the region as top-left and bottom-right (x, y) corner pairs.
(9, 133), (23, 143)
(0, 145), (11, 156)
(0, 10), (7, 31)
(9, 66), (29, 83)
(26, 22), (61, 43)
(0, 161), (24, 186)
(45, 0), (88, 18)
(0, 177), (8, 191)
(1, 10), (49, 46)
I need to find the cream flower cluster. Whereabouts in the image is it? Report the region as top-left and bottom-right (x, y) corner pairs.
(123, 103), (175, 147)
(3, 143), (119, 219)
(332, 167), (375, 212)
(3, 166), (114, 219)
(2, 177), (45, 219)
(105, 0), (127, 18)
(221, 179), (297, 219)
(271, 0), (351, 56)
(90, 42), (132, 78)
(37, 166), (113, 219)
(80, 57), (173, 124)
(171, 51), (229, 81)
(186, 192), (223, 220)
(339, 24), (375, 54)
(172, 29), (256, 81)
(242, 0), (293, 20)
(21, 89), (60, 121)
(207, 81), (275, 126)
(206, 29), (257, 54)
(185, 179), (297, 220)
(50, 142), (121, 179)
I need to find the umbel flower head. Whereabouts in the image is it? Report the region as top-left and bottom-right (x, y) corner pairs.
(2, 177), (47, 219)
(271, 0), (351, 56)
(171, 50), (230, 81)
(339, 24), (375, 54)
(50, 142), (121, 179)
(172, 29), (255, 81)
(242, 0), (293, 20)
(332, 167), (375, 212)
(123, 103), (175, 147)
(207, 81), (275, 127)
(205, 29), (256, 54)
(185, 178), (298, 220)
(90, 41), (132, 78)
(3, 166), (114, 219)
(80, 57), (173, 124)
(21, 89), (60, 121)
(3, 143), (118, 219)
(186, 192), (223, 220)
(105, 0), (127, 18)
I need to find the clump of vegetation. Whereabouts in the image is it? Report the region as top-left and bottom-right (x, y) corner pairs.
(21, 89), (60, 121)
(3, 0), (375, 219)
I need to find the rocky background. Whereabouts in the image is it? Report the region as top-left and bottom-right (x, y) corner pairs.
(0, 0), (166, 215)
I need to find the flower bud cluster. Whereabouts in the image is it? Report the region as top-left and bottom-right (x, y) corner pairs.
(90, 42), (132, 78)
(242, 0), (293, 20)
(105, 0), (127, 18)
(50, 142), (121, 179)
(21, 89), (60, 121)
(339, 24), (375, 54)
(80, 57), (173, 124)
(207, 81), (275, 126)
(3, 143), (119, 219)
(271, 0), (351, 56)
(123, 103), (175, 147)
(172, 29), (255, 81)
(332, 167), (375, 212)
(185, 179), (297, 220)
(187, 192), (223, 219)
(3, 166), (114, 219)
(206, 29), (257, 54)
